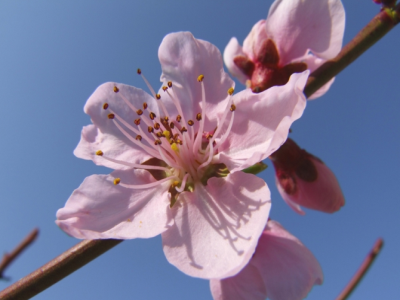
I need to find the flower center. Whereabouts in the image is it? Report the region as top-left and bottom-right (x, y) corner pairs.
(96, 70), (236, 207)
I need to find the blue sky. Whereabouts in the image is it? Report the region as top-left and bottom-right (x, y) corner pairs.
(0, 1), (399, 299)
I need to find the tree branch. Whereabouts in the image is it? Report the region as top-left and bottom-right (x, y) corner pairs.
(0, 228), (39, 280)
(335, 238), (384, 300)
(0, 239), (122, 300)
(304, 5), (400, 98)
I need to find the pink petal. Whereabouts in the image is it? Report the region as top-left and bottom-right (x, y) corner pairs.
(210, 264), (267, 300)
(162, 172), (271, 279)
(242, 20), (269, 62)
(74, 124), (152, 170)
(293, 52), (335, 100)
(216, 71), (308, 173)
(74, 82), (158, 167)
(56, 169), (172, 239)
(265, 0), (345, 64)
(277, 156), (345, 214)
(158, 32), (234, 132)
(223, 37), (249, 84)
(252, 221), (323, 300)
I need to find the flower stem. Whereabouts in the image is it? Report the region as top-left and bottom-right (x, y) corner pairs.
(0, 239), (122, 300)
(335, 238), (384, 300)
(0, 228), (39, 280)
(304, 5), (400, 98)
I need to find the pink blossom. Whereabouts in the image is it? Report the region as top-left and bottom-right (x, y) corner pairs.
(270, 138), (345, 214)
(56, 32), (309, 279)
(210, 220), (323, 300)
(224, 0), (345, 99)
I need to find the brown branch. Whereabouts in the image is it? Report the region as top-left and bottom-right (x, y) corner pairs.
(0, 239), (122, 300)
(0, 228), (39, 280)
(335, 238), (384, 300)
(304, 5), (400, 98)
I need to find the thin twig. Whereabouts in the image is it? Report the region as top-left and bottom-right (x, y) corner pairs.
(304, 5), (400, 98)
(0, 228), (39, 280)
(335, 238), (384, 300)
(0, 239), (122, 300)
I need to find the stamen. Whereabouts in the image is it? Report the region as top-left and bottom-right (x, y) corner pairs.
(98, 153), (170, 171)
(154, 140), (162, 145)
(95, 150), (103, 156)
(196, 113), (202, 121)
(156, 94), (161, 100)
(134, 118), (141, 126)
(176, 115), (182, 122)
(136, 109), (143, 116)
(181, 127), (187, 133)
(154, 122), (161, 130)
(136, 135), (142, 141)
(197, 74), (204, 82)
(193, 76), (207, 157)
(170, 122), (175, 129)
(168, 81), (172, 88)
(148, 126), (154, 133)
(143, 102), (148, 109)
(108, 114), (115, 119)
(228, 87), (234, 95)
(188, 120), (194, 126)
(113, 86), (119, 93)
(162, 86), (168, 91)
(230, 104), (236, 111)
(103, 103), (109, 110)
(156, 132), (164, 138)
(175, 173), (189, 193)
(119, 176), (176, 189)
(137, 68), (142, 75)
(150, 112), (156, 120)
(114, 178), (121, 185)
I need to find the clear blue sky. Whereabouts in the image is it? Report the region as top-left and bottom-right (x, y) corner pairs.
(1, 1), (399, 299)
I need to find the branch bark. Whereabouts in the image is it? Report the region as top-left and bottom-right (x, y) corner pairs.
(335, 238), (384, 300)
(0, 239), (122, 300)
(0, 228), (39, 280)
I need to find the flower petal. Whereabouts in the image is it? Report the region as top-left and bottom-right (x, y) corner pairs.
(252, 221), (323, 300)
(158, 32), (234, 131)
(293, 52), (335, 100)
(75, 82), (159, 167)
(210, 264), (267, 300)
(277, 156), (345, 214)
(162, 172), (271, 279)
(242, 20), (269, 61)
(56, 169), (172, 239)
(265, 0), (345, 64)
(223, 37), (249, 84)
(216, 71), (308, 173)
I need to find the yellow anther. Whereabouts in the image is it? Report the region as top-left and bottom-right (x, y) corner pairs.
(196, 113), (202, 121)
(162, 86), (168, 92)
(113, 86), (119, 93)
(136, 135), (142, 141)
(188, 120), (194, 126)
(95, 150), (103, 156)
(156, 132), (164, 138)
(103, 103), (109, 110)
(167, 81), (172, 87)
(176, 115), (182, 122)
(228, 87), (234, 95)
(137, 68), (142, 75)
(148, 126), (154, 133)
(154, 123), (160, 130)
(172, 180), (180, 187)
(163, 130), (171, 140)
(114, 178), (121, 185)
(156, 94), (161, 100)
(181, 127), (187, 133)
(108, 114), (115, 119)
(136, 109), (143, 115)
(143, 102), (148, 109)
(230, 104), (236, 112)
(149, 112), (156, 120)
(154, 140), (162, 145)
(164, 116), (169, 122)
(171, 143), (179, 153)
(134, 118), (141, 125)
(197, 74), (204, 82)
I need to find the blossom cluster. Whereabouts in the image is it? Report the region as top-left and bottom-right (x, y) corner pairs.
(56, 0), (346, 299)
